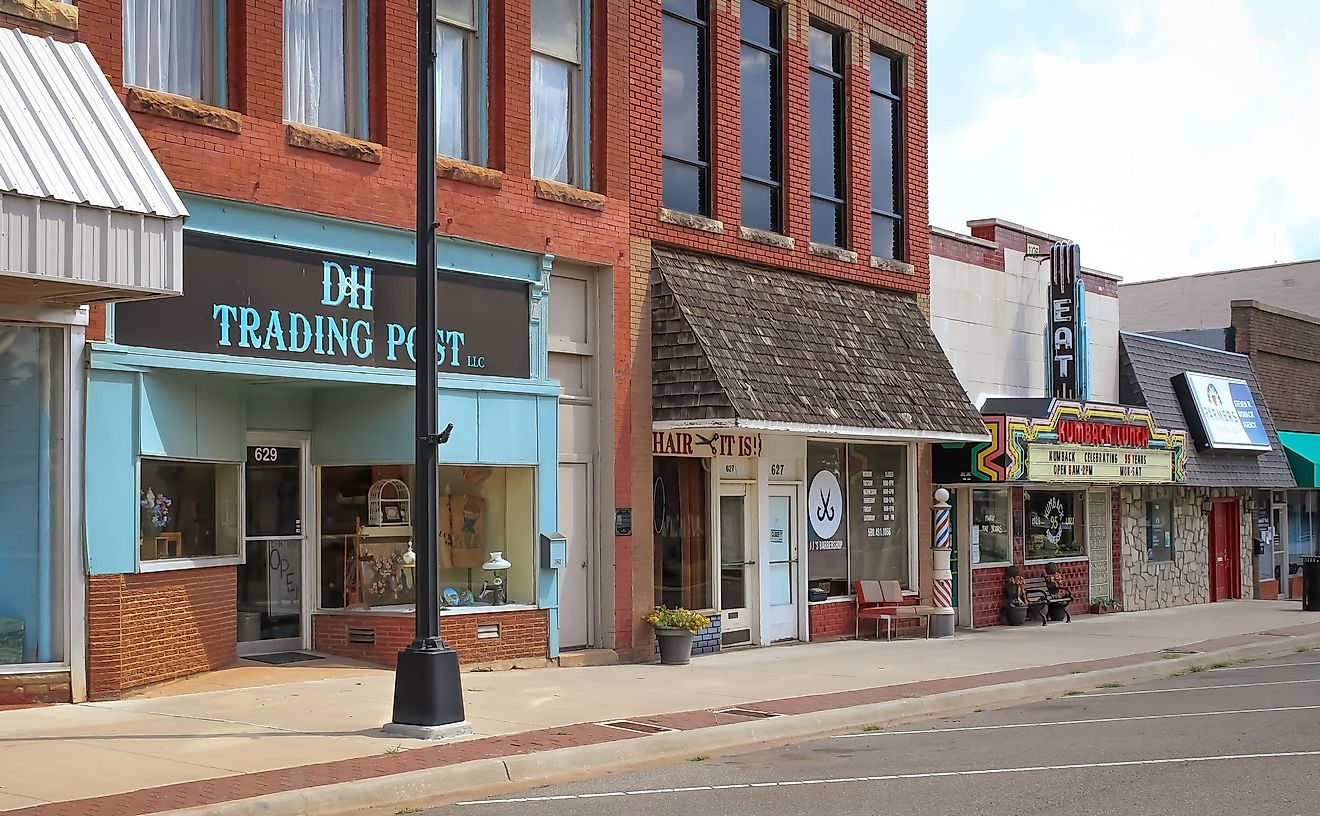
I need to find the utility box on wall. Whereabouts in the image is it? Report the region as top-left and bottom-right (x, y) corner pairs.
(540, 532), (567, 570)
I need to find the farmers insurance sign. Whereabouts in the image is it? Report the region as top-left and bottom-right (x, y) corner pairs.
(1174, 372), (1272, 452)
(114, 234), (531, 378)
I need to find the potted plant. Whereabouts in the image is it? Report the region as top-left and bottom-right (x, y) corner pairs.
(1043, 562), (1074, 622)
(1089, 596), (1120, 615)
(1003, 567), (1028, 626)
(644, 606), (711, 665)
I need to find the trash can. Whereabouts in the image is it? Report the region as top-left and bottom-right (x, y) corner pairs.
(1303, 556), (1320, 612)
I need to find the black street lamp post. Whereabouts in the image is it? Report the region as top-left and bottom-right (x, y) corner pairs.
(387, 0), (468, 735)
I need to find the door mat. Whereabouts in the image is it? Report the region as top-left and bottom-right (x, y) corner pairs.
(244, 652), (326, 665)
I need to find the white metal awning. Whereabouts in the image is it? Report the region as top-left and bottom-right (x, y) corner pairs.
(0, 27), (186, 306)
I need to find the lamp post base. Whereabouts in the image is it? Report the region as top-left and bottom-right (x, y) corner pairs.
(388, 641), (468, 732)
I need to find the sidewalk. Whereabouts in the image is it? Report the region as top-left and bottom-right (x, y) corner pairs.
(2, 601), (1319, 816)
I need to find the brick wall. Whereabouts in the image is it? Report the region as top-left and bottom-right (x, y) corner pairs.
(630, 0), (930, 293)
(312, 609), (549, 667)
(87, 567), (237, 700)
(808, 599), (855, 640)
(1232, 301), (1320, 434)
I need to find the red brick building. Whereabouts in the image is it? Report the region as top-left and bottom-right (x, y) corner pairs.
(0, 0), (647, 699)
(632, 0), (983, 650)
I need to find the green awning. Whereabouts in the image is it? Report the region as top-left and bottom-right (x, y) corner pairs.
(1278, 431), (1320, 488)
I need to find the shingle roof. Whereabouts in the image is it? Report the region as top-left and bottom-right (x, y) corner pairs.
(651, 246), (986, 439)
(1120, 331), (1294, 487)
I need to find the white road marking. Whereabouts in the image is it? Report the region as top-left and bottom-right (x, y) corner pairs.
(1209, 660), (1320, 672)
(1088, 677), (1320, 696)
(833, 704), (1320, 738)
(457, 751), (1320, 805)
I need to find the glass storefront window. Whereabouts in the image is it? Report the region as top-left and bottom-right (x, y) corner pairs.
(319, 464), (536, 610)
(806, 441), (912, 595)
(847, 444), (908, 586)
(653, 456), (712, 609)
(1287, 491), (1318, 582)
(0, 325), (62, 664)
(971, 488), (1012, 565)
(139, 459), (240, 561)
(1146, 499), (1174, 562)
(1024, 490), (1084, 561)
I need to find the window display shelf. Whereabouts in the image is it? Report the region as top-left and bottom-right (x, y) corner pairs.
(317, 602), (537, 615)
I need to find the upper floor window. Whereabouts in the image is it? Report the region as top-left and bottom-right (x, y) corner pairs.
(870, 50), (904, 260)
(123, 0), (224, 105)
(808, 23), (845, 247)
(284, 0), (369, 138)
(739, 0), (781, 233)
(661, 0), (709, 216)
(531, 0), (587, 186)
(437, 0), (482, 164)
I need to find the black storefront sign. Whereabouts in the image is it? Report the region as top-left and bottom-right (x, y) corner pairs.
(115, 234), (532, 379)
(1049, 242), (1081, 400)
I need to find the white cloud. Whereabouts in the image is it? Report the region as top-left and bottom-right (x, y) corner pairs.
(930, 0), (1320, 281)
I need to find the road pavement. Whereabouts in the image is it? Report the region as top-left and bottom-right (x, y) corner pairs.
(432, 651), (1320, 816)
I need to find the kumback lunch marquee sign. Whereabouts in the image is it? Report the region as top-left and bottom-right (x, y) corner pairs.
(114, 234), (531, 379)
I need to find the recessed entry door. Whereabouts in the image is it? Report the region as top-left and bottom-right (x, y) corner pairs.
(761, 486), (799, 643)
(719, 485), (755, 646)
(238, 442), (307, 655)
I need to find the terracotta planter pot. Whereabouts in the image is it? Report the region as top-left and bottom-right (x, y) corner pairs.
(1088, 604), (1118, 615)
(655, 627), (695, 665)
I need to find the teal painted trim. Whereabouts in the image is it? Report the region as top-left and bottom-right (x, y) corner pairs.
(535, 394), (560, 657)
(90, 344), (559, 395)
(86, 371), (139, 575)
(579, 0), (591, 189)
(177, 194), (545, 283)
(36, 375), (52, 661)
(477, 0), (490, 166)
(213, 0), (228, 109)
(356, 0), (370, 139)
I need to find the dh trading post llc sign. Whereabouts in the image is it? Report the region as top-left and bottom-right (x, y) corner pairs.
(114, 234), (532, 379)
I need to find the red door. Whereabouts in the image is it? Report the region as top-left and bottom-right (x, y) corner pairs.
(1209, 500), (1241, 601)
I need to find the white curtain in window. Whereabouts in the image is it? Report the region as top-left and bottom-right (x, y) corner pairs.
(437, 23), (468, 161)
(284, 0), (348, 133)
(123, 0), (203, 100)
(530, 56), (571, 183)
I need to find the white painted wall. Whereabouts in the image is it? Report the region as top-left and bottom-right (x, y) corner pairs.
(1120, 262), (1320, 331)
(930, 248), (1120, 405)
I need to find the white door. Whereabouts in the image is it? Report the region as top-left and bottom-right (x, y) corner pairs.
(761, 487), (799, 642)
(718, 485), (755, 645)
(558, 462), (592, 649)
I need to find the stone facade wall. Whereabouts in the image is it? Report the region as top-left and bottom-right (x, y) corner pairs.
(1119, 487), (1254, 611)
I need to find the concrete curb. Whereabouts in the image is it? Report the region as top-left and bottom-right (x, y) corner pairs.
(162, 631), (1320, 816)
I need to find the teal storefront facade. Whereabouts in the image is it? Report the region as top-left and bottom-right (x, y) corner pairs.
(84, 196), (564, 697)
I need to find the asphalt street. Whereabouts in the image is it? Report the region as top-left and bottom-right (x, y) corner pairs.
(428, 651), (1320, 816)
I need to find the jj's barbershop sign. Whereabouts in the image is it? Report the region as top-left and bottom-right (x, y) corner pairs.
(652, 430), (762, 457)
(114, 235), (531, 378)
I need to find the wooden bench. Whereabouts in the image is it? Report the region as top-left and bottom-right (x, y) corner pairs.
(855, 580), (935, 640)
(1024, 577), (1072, 626)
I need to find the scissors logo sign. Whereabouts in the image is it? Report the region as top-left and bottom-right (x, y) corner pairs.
(808, 469), (843, 539)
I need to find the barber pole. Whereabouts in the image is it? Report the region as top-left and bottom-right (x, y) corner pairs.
(930, 489), (955, 637)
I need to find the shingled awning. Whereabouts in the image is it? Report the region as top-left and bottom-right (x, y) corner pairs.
(651, 247), (986, 441)
(1119, 331), (1294, 488)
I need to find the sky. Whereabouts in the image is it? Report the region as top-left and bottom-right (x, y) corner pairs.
(928, 0), (1320, 282)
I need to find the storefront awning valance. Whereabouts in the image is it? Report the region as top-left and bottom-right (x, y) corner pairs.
(651, 247), (987, 442)
(0, 28), (186, 306)
(1279, 431), (1320, 488)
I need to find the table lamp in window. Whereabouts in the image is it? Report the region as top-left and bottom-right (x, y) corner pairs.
(482, 552), (511, 605)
